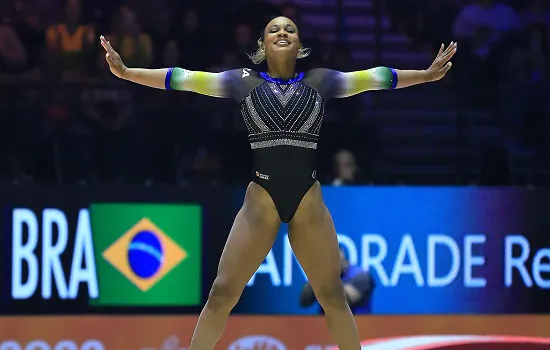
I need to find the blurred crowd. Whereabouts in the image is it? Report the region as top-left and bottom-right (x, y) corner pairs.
(388, 0), (550, 184)
(0, 0), (548, 185)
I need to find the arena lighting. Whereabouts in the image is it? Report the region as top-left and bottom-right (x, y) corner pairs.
(327, 335), (550, 350)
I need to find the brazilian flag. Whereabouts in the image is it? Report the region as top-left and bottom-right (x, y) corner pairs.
(89, 203), (201, 306)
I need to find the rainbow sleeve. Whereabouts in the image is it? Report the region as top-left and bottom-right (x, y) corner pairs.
(333, 67), (398, 98)
(165, 67), (231, 98)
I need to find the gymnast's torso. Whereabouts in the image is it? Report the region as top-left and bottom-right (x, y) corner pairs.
(236, 69), (328, 222)
(166, 67), (397, 222)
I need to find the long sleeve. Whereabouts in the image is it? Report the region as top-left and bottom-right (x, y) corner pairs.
(331, 67), (398, 98)
(166, 68), (234, 98)
(327, 66), (432, 98)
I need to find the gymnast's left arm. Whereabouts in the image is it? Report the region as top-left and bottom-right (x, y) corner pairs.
(166, 68), (232, 98)
(332, 41), (457, 98)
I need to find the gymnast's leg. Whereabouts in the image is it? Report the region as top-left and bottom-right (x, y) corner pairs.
(288, 182), (361, 350)
(189, 182), (281, 350)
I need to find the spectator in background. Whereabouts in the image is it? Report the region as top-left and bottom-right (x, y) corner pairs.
(453, 0), (520, 107)
(452, 0), (519, 62)
(14, 7), (45, 77)
(0, 12), (27, 75)
(45, 0), (95, 78)
(453, 0), (519, 46)
(299, 247), (374, 314)
(331, 149), (359, 186)
(107, 5), (152, 69)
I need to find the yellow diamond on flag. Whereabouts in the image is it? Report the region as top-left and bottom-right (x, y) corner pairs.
(102, 217), (187, 292)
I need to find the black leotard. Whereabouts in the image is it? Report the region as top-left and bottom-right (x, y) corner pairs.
(165, 67), (397, 222)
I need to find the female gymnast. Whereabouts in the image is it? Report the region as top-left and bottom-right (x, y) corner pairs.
(100, 16), (456, 350)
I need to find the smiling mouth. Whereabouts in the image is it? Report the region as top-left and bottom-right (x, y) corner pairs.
(275, 39), (291, 46)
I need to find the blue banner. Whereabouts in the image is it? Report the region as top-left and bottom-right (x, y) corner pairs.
(235, 187), (550, 314)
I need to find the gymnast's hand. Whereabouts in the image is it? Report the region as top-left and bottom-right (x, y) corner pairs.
(426, 41), (457, 82)
(100, 35), (127, 79)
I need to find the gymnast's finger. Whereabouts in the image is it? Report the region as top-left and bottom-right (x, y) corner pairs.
(100, 36), (115, 53)
(440, 46), (457, 63)
(444, 42), (458, 58)
(437, 43), (444, 56)
(440, 41), (455, 57)
(100, 38), (110, 52)
(440, 62), (452, 74)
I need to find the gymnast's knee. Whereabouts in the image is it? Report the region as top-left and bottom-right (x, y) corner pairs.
(205, 278), (242, 312)
(314, 280), (348, 310)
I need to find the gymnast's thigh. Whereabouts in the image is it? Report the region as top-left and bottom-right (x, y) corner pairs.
(212, 182), (282, 290)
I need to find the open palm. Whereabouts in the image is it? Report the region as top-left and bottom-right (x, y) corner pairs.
(99, 35), (127, 78)
(427, 42), (457, 82)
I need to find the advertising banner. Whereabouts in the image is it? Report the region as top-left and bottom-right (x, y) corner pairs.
(1, 316), (550, 350)
(0, 186), (243, 314)
(2, 186), (550, 315)
(238, 187), (550, 314)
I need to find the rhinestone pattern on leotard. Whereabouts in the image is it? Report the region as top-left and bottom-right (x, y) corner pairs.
(240, 75), (324, 150)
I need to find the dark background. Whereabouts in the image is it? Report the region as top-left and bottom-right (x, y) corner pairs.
(1, 0), (548, 186)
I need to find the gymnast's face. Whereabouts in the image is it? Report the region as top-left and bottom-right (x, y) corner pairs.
(263, 16), (301, 60)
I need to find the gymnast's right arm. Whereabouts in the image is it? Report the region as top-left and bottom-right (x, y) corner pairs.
(99, 35), (231, 98)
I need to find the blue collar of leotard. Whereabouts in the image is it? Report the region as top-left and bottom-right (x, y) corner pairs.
(259, 72), (305, 85)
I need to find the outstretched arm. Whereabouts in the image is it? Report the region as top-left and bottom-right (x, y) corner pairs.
(99, 35), (231, 98)
(333, 42), (457, 98)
